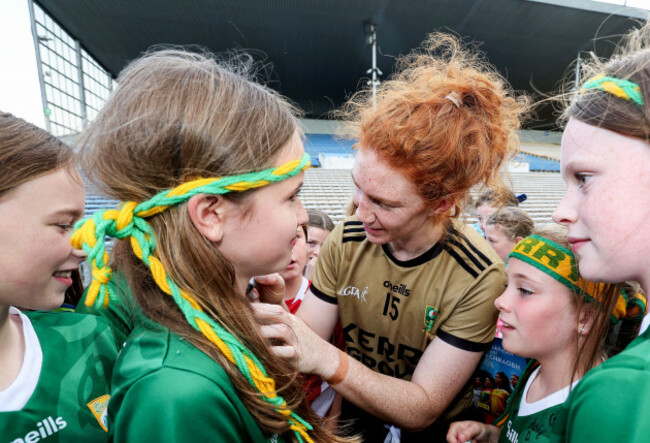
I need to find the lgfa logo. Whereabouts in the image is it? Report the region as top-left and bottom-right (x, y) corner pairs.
(10, 416), (66, 443)
(338, 285), (368, 302)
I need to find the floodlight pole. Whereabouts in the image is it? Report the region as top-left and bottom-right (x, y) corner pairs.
(364, 21), (382, 106)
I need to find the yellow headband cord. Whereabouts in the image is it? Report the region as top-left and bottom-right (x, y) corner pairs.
(581, 74), (644, 107)
(72, 154), (314, 442)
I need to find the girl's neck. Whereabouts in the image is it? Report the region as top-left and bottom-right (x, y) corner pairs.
(0, 306), (26, 391)
(528, 350), (583, 403)
(284, 275), (305, 302)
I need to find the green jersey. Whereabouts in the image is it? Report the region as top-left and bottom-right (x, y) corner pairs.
(551, 319), (650, 442)
(498, 361), (576, 443)
(1, 309), (117, 442)
(109, 318), (287, 442)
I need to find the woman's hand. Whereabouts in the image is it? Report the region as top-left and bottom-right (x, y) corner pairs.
(446, 421), (501, 443)
(246, 273), (286, 305)
(252, 302), (339, 376)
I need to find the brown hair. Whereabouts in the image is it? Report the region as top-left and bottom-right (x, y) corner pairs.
(78, 49), (352, 442)
(532, 224), (619, 383)
(474, 187), (519, 209)
(563, 24), (650, 139)
(485, 207), (534, 240)
(341, 33), (528, 223)
(0, 111), (74, 197)
(307, 208), (335, 231)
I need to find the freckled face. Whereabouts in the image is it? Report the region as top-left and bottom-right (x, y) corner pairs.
(352, 148), (432, 246)
(553, 119), (650, 289)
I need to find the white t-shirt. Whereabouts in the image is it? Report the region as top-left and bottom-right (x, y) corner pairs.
(518, 366), (579, 417)
(0, 307), (43, 411)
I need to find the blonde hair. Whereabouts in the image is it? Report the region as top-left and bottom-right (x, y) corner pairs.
(341, 33), (528, 225)
(485, 207), (534, 240)
(79, 49), (352, 442)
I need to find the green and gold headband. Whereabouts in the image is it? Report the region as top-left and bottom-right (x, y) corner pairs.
(72, 153), (315, 442)
(581, 74), (644, 107)
(509, 234), (628, 322)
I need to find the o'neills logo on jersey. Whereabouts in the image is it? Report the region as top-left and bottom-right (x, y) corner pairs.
(338, 285), (368, 302)
(504, 420), (518, 443)
(383, 280), (410, 296)
(10, 416), (67, 443)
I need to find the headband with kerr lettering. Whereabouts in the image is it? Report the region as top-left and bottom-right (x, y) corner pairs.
(72, 153), (314, 443)
(509, 235), (628, 323)
(581, 74), (644, 107)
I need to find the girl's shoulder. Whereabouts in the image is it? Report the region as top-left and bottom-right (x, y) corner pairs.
(25, 310), (118, 353)
(113, 322), (237, 396)
(110, 324), (270, 441)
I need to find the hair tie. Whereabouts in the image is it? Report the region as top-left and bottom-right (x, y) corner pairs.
(624, 290), (647, 321)
(72, 153), (315, 442)
(581, 74), (644, 107)
(445, 92), (462, 108)
(509, 234), (627, 323)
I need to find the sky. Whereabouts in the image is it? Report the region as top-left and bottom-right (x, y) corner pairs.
(2, 0), (650, 131)
(0, 0), (45, 128)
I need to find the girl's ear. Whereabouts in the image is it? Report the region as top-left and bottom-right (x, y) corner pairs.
(578, 303), (597, 336)
(514, 236), (524, 243)
(187, 194), (227, 242)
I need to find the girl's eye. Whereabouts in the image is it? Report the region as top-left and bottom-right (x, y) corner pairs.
(307, 241), (315, 246)
(56, 223), (73, 231)
(575, 173), (591, 187)
(518, 287), (533, 296)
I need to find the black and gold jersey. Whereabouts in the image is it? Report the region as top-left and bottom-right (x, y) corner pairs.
(311, 216), (506, 426)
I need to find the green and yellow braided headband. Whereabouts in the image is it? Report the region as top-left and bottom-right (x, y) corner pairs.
(72, 153), (314, 442)
(509, 235), (629, 323)
(581, 74), (644, 107)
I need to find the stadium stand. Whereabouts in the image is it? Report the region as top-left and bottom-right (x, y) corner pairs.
(299, 168), (566, 226)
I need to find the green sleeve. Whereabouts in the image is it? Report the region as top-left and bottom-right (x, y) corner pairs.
(562, 367), (650, 442)
(110, 369), (265, 442)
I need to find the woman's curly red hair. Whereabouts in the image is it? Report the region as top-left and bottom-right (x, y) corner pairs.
(343, 33), (529, 219)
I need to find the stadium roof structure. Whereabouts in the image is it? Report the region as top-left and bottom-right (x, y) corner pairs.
(35, 0), (648, 129)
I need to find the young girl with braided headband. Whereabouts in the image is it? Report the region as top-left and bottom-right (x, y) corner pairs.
(550, 23), (650, 442)
(447, 225), (634, 443)
(0, 112), (117, 441)
(73, 49), (357, 443)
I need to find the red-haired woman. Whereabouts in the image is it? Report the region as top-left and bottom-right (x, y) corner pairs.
(255, 33), (528, 441)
